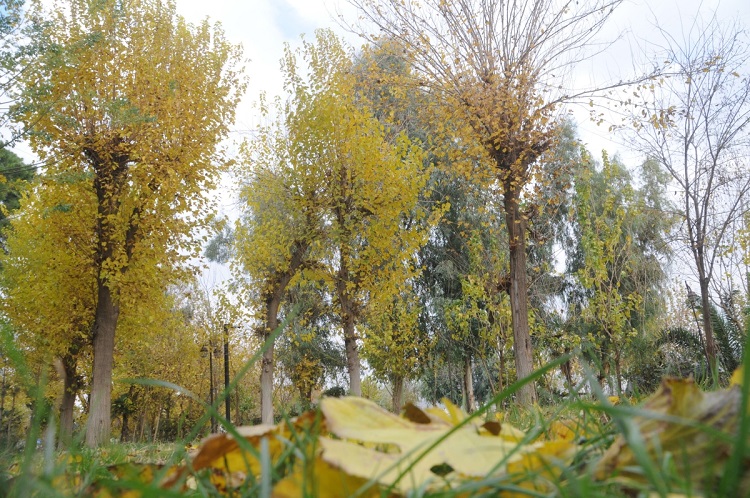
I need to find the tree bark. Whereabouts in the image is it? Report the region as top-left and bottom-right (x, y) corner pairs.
(560, 352), (573, 394)
(258, 240), (309, 424)
(498, 340), (506, 395)
(391, 375), (404, 414)
(503, 185), (537, 406)
(85, 283), (120, 447)
(614, 348), (623, 395)
(463, 354), (475, 412)
(152, 407), (161, 442)
(343, 318), (361, 397)
(58, 352), (79, 449)
(85, 151), (130, 447)
(337, 255), (361, 397)
(260, 296), (279, 425)
(121, 411), (130, 443)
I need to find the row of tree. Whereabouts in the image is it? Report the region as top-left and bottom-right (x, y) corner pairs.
(0, 0), (748, 448)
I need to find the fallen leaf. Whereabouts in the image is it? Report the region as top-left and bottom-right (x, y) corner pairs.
(319, 396), (575, 493)
(595, 377), (750, 493)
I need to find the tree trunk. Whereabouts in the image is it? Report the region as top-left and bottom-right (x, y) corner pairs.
(614, 348), (623, 395)
(58, 353), (78, 449)
(337, 256), (361, 396)
(503, 186), (537, 406)
(152, 408), (161, 442)
(391, 375), (404, 414)
(259, 336), (275, 424)
(561, 351), (573, 394)
(699, 276), (718, 378)
(260, 296), (280, 425)
(259, 240), (309, 424)
(463, 355), (475, 413)
(498, 341), (506, 407)
(120, 385), (135, 443)
(343, 318), (361, 397)
(85, 283), (120, 447)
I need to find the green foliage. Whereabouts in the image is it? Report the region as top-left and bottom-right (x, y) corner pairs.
(566, 151), (674, 392)
(276, 280), (347, 409)
(0, 147), (33, 248)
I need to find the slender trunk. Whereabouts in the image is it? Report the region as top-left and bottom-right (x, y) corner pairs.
(86, 283), (120, 447)
(699, 276), (718, 378)
(337, 256), (361, 397)
(614, 349), (623, 395)
(503, 186), (537, 406)
(498, 339), (505, 405)
(260, 297), (280, 425)
(138, 406), (147, 442)
(391, 375), (404, 414)
(561, 350), (573, 394)
(58, 353), (78, 449)
(597, 343), (610, 391)
(343, 317), (361, 397)
(0, 364), (5, 443)
(463, 355), (475, 413)
(120, 385), (135, 443)
(152, 408), (161, 442)
(259, 240), (309, 423)
(259, 338), (275, 424)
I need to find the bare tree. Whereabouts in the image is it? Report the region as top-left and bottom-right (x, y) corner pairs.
(633, 19), (750, 379)
(345, 0), (633, 405)
(0, 0), (27, 146)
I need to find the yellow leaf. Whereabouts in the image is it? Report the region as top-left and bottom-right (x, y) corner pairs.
(273, 451), (392, 498)
(319, 396), (575, 493)
(191, 424), (281, 476)
(547, 420), (579, 442)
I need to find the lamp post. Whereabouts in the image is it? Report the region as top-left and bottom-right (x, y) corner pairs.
(223, 324), (231, 424)
(200, 341), (221, 433)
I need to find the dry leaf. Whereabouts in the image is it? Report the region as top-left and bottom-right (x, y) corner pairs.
(318, 396), (576, 493)
(595, 377), (750, 493)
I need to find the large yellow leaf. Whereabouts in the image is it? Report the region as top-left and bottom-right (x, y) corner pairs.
(190, 424), (280, 476)
(319, 396), (576, 493)
(272, 456), (387, 498)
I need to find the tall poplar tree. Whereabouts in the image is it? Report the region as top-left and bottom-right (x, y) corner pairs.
(10, 0), (244, 446)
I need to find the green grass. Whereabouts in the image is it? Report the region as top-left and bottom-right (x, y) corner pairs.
(3, 365), (746, 497)
(1, 312), (747, 497)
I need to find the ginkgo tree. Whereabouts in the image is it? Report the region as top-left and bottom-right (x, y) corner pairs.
(9, 0), (244, 446)
(289, 31), (430, 397)
(234, 30), (430, 413)
(232, 132), (322, 424)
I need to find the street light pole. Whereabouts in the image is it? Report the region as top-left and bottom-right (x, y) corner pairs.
(223, 324), (231, 424)
(201, 343), (217, 433)
(208, 345), (216, 433)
